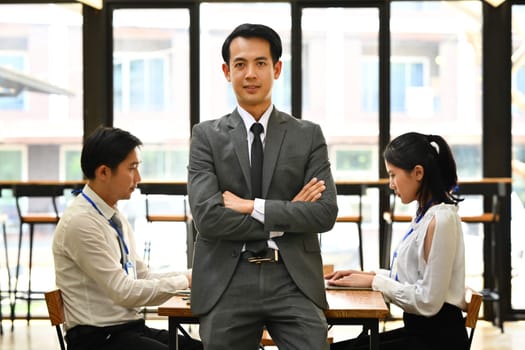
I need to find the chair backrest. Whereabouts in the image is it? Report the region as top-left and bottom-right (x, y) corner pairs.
(137, 182), (188, 223)
(465, 288), (483, 349)
(45, 289), (66, 350)
(385, 180), (506, 224)
(137, 182), (194, 268)
(12, 183), (63, 221)
(383, 192), (412, 223)
(456, 181), (504, 223)
(334, 183), (365, 221)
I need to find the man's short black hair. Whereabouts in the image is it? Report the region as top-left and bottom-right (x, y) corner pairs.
(81, 126), (142, 179)
(221, 23), (282, 65)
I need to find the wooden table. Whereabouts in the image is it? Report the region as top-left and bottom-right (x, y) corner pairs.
(158, 289), (389, 350)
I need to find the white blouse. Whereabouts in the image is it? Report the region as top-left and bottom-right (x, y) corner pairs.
(373, 203), (466, 316)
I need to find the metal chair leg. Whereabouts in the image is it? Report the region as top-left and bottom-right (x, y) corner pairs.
(27, 224), (35, 324)
(1, 220), (11, 335)
(357, 223), (364, 270)
(10, 222), (24, 331)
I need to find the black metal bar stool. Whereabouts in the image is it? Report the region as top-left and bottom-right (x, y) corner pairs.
(1, 200), (11, 335)
(458, 181), (506, 333)
(333, 183), (366, 270)
(137, 182), (192, 268)
(11, 183), (62, 326)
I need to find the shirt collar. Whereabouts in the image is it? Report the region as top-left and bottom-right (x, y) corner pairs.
(237, 104), (272, 137)
(82, 184), (118, 221)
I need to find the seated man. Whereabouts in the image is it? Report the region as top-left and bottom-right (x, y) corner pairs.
(52, 126), (202, 350)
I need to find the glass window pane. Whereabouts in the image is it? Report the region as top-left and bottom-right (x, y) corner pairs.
(0, 55), (25, 110)
(0, 148), (23, 180)
(112, 9), (190, 181)
(0, 4), (83, 181)
(200, 2), (291, 121)
(302, 8), (380, 182)
(112, 8), (191, 272)
(0, 4), (83, 319)
(511, 3), (525, 311)
(302, 7), (380, 272)
(62, 147), (82, 181)
(390, 2), (482, 181)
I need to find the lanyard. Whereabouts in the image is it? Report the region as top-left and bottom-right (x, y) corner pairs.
(77, 190), (130, 258)
(389, 198), (434, 281)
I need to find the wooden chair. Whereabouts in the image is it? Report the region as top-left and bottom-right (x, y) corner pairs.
(465, 288), (483, 350)
(12, 183), (63, 324)
(44, 289), (66, 350)
(259, 265), (335, 348)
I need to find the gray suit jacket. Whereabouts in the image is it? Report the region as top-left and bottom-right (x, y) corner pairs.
(188, 107), (338, 316)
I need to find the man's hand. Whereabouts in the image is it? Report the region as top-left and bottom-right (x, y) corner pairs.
(222, 177), (325, 214)
(223, 191), (254, 214)
(292, 177), (326, 202)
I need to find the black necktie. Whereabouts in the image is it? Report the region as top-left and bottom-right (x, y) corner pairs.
(250, 123), (264, 199)
(247, 122), (267, 254)
(110, 213), (127, 268)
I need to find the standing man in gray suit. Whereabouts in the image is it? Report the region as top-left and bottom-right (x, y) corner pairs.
(188, 23), (338, 350)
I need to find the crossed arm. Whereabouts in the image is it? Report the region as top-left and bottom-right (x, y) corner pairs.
(222, 177), (327, 214)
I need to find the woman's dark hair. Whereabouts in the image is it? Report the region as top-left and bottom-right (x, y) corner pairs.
(383, 132), (462, 209)
(81, 126), (142, 180)
(221, 23), (282, 65)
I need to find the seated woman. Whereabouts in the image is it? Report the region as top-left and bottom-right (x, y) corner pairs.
(326, 132), (468, 350)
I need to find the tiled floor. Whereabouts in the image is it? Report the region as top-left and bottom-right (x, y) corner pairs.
(1, 318), (525, 349)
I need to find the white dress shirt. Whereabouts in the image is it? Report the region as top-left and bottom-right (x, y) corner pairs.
(237, 105), (283, 247)
(52, 184), (189, 330)
(372, 203), (466, 316)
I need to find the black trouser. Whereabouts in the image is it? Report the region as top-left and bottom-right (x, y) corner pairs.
(330, 303), (469, 350)
(65, 319), (202, 350)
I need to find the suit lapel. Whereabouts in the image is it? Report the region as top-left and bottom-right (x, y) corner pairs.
(263, 109), (287, 197)
(228, 110), (251, 189)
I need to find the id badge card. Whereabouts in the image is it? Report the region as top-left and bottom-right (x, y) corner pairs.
(125, 261), (137, 279)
